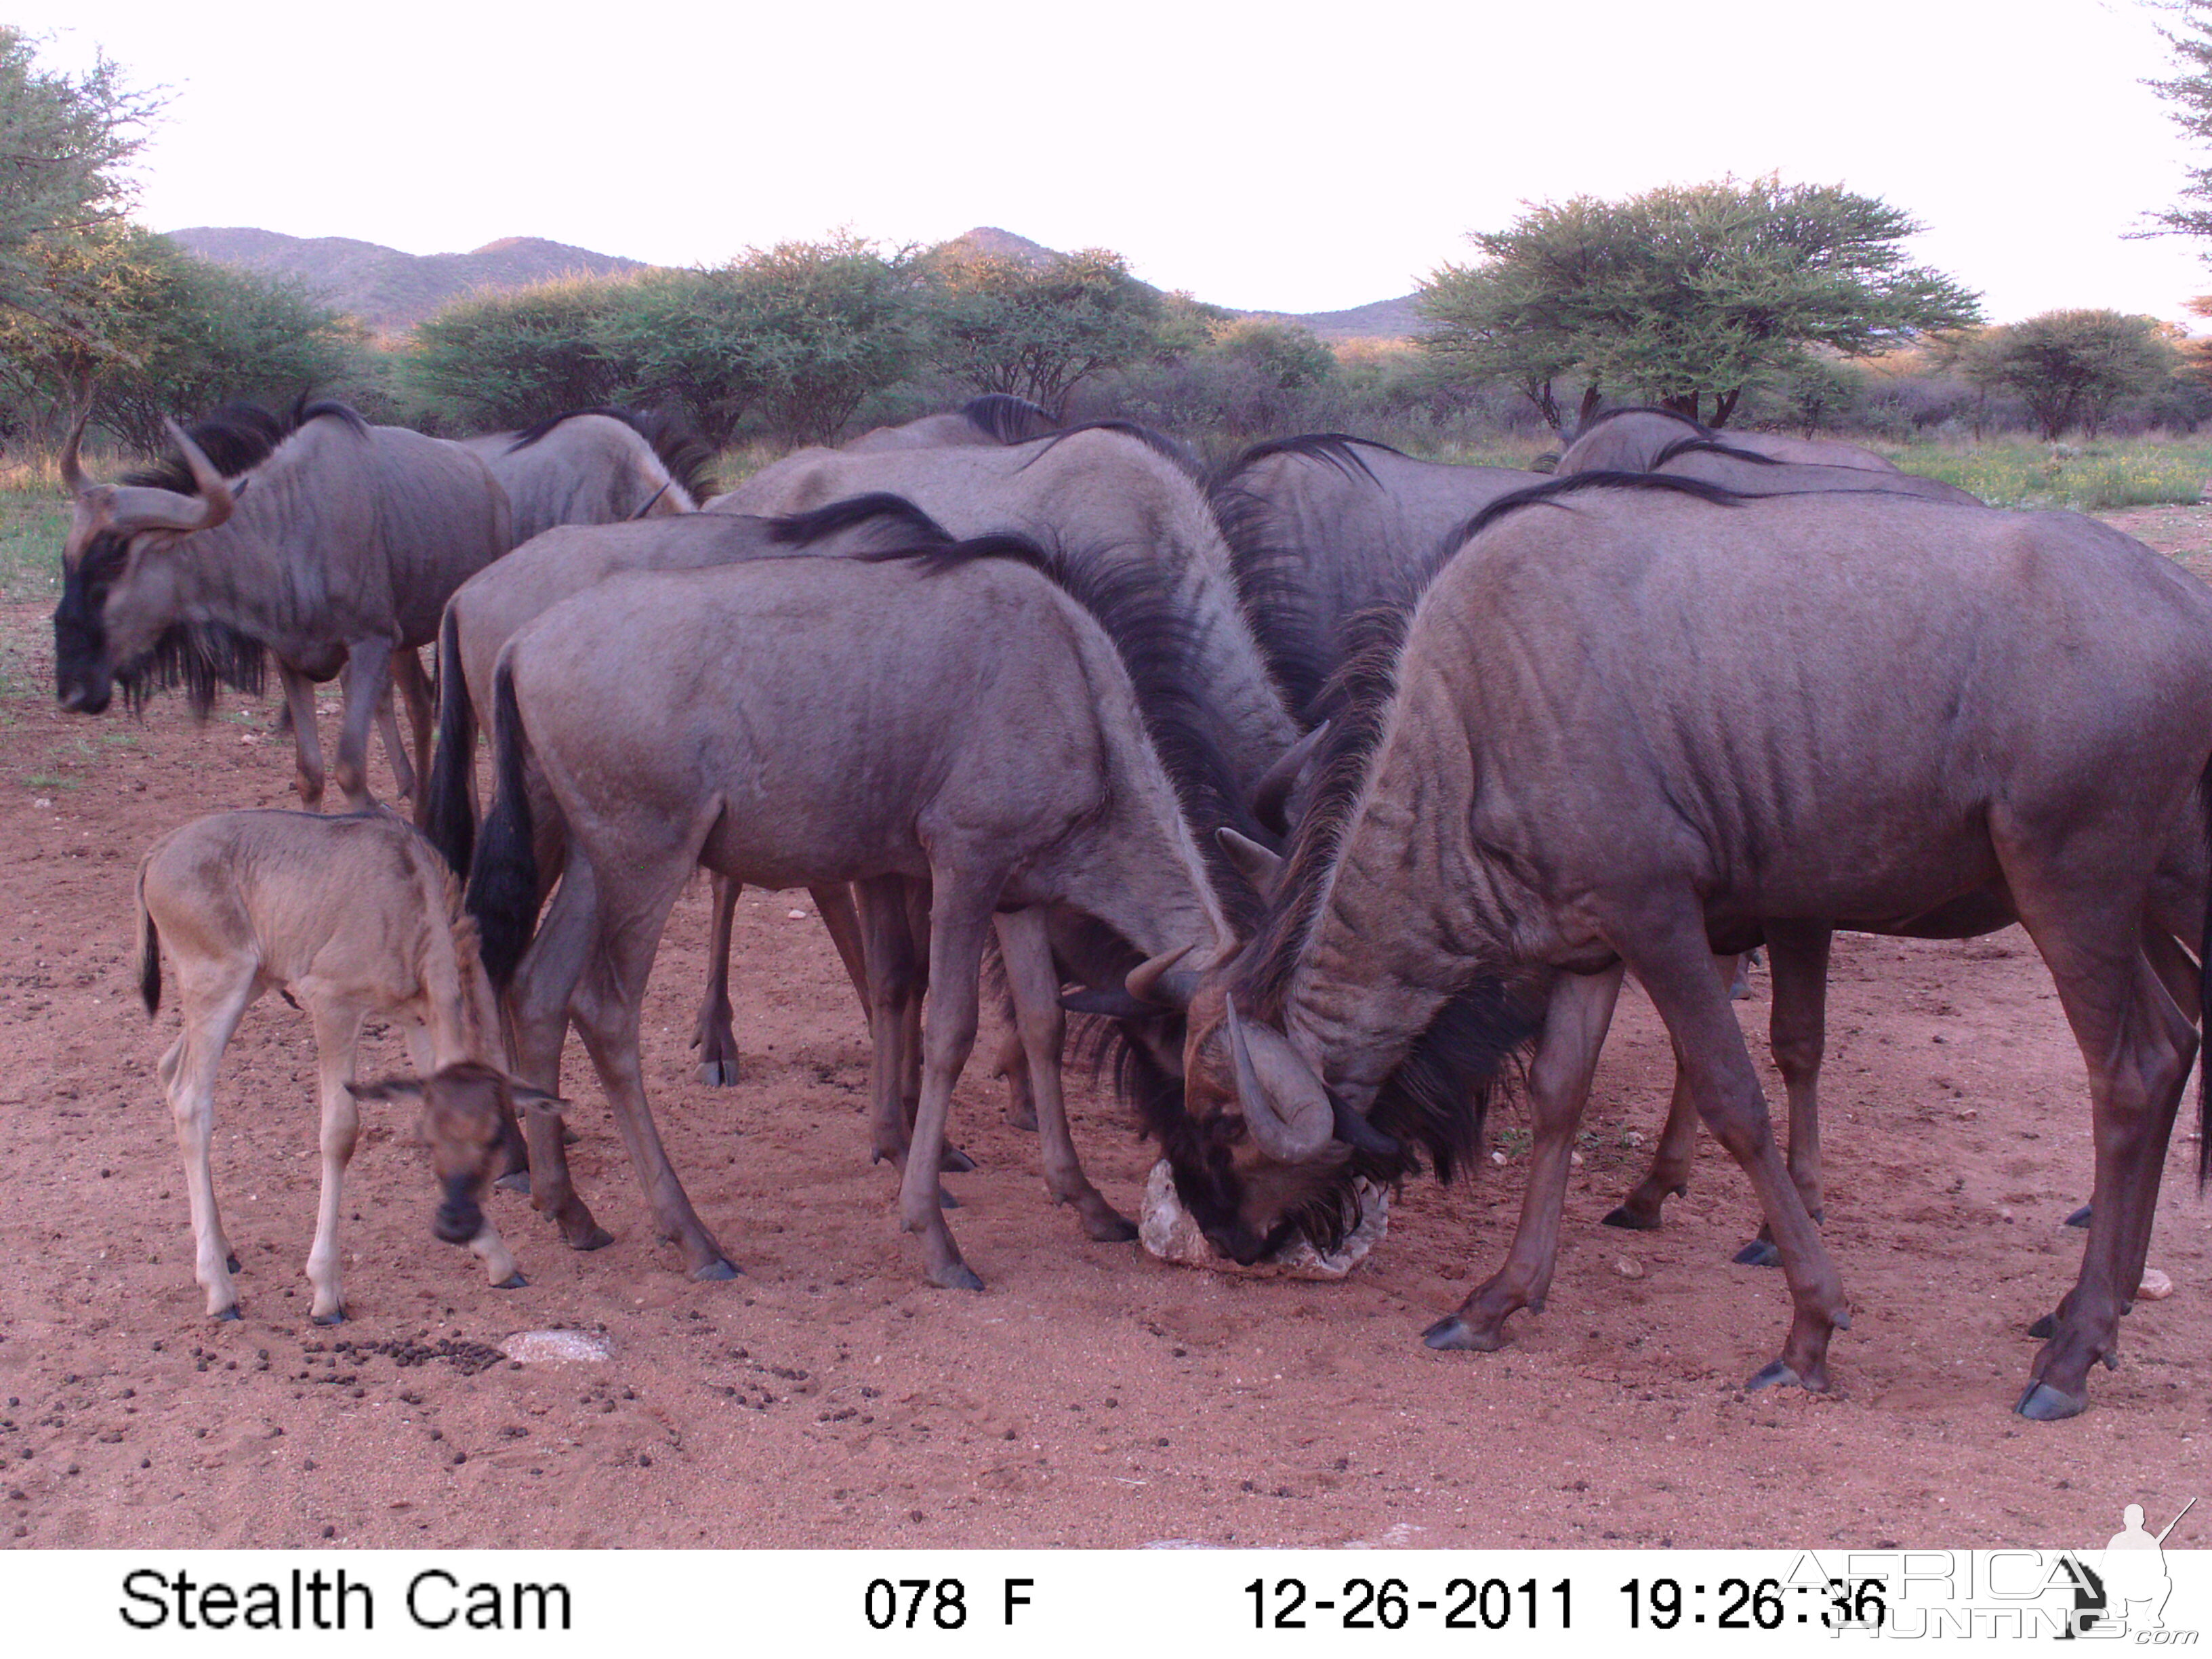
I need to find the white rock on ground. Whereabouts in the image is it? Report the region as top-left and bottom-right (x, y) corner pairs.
(1138, 1160), (1386, 1279)
(499, 1329), (614, 1364)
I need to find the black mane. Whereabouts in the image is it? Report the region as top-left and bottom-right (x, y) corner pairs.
(1566, 403), (1713, 444)
(1650, 434), (1782, 469)
(1023, 419), (1206, 484)
(121, 397), (367, 496)
(507, 406), (718, 505)
(766, 492), (954, 549)
(1214, 432), (1404, 489)
(960, 394), (1058, 445)
(1446, 469), (1748, 554)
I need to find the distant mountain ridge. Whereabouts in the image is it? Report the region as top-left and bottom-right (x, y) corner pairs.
(168, 224), (1418, 342)
(167, 228), (648, 334)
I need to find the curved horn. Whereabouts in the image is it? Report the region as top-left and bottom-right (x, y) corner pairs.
(1216, 825), (1285, 895)
(59, 398), (92, 495)
(1125, 942), (1195, 1008)
(162, 419), (234, 530)
(1252, 720), (1330, 832)
(1330, 1097), (1401, 1160)
(1225, 994), (1334, 1162)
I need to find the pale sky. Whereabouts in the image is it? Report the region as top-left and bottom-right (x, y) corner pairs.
(25, 0), (2212, 326)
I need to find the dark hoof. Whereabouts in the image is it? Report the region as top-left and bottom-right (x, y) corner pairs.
(1421, 1315), (1508, 1353)
(226, 1253), (241, 1274)
(2015, 1379), (2087, 1421)
(937, 1186), (960, 1210)
(560, 1124), (579, 1147)
(690, 1257), (741, 1282)
(2064, 1204), (2093, 1229)
(1746, 1358), (1801, 1392)
(938, 1144), (977, 1175)
(1086, 1214), (1140, 1244)
(1600, 1206), (1660, 1231)
(930, 1263), (985, 1292)
(1006, 1107), (1038, 1132)
(213, 1305), (242, 1322)
(695, 1060), (739, 1087)
(567, 1225), (615, 1252)
(2027, 1312), (2057, 1340)
(495, 1170), (531, 1195)
(1732, 1239), (1782, 1268)
(493, 1272), (528, 1291)
(310, 1309), (345, 1327)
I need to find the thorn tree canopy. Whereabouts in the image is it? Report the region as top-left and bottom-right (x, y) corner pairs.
(1418, 175), (1982, 430)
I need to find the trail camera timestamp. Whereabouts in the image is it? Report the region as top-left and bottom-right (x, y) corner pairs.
(1246, 1576), (1572, 1631)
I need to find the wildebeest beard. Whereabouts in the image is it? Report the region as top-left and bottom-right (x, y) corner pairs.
(56, 533), (268, 718)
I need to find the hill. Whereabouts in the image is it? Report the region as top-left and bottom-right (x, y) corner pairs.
(168, 224), (1420, 342)
(166, 228), (648, 335)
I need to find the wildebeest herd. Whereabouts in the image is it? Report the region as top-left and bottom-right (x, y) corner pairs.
(49, 392), (2212, 1425)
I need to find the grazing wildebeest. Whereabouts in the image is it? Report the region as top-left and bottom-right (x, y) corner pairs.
(1210, 434), (1544, 723)
(134, 809), (565, 1323)
(1557, 405), (1902, 474)
(465, 539), (1235, 1288)
(423, 495), (960, 1090)
(460, 407), (714, 543)
(842, 394), (1059, 453)
(56, 403), (510, 811)
(1154, 474), (2212, 1420)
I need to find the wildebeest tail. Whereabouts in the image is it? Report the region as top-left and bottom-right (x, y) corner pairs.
(426, 607), (476, 876)
(466, 660), (538, 989)
(2199, 760), (2211, 1189)
(134, 860), (161, 1019)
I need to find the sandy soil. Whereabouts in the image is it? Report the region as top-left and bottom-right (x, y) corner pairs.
(3, 509), (2210, 1551)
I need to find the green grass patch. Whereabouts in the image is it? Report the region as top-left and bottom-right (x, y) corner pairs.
(0, 480), (64, 605)
(1879, 440), (2212, 512)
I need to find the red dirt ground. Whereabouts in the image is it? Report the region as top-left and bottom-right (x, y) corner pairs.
(2, 511), (2209, 1551)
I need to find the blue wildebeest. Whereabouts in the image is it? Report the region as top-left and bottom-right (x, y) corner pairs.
(56, 402), (510, 811)
(841, 394), (1059, 453)
(463, 537), (1240, 1288)
(1557, 405), (1903, 474)
(134, 808), (564, 1324)
(460, 407), (716, 543)
(1148, 472), (2212, 1420)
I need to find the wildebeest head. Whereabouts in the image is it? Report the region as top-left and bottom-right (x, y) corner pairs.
(346, 1063), (566, 1248)
(54, 412), (240, 714)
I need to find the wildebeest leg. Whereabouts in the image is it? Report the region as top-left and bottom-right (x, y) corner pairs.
(161, 967), (257, 1320)
(1733, 924), (1835, 1266)
(991, 1006), (1040, 1131)
(1427, 966), (1622, 1351)
(1615, 895), (1847, 1393)
(995, 907), (1134, 1241)
(332, 638), (395, 810)
(692, 875), (743, 1086)
(886, 876), (972, 1174)
(859, 875), (922, 1168)
(304, 996), (367, 1324)
(279, 665), (326, 810)
(1605, 953), (1740, 1231)
(814, 884), (871, 1013)
(504, 861), (611, 1250)
(898, 872), (996, 1290)
(2015, 910), (2195, 1420)
(375, 684), (415, 803)
(391, 647), (434, 819)
(565, 846), (737, 1280)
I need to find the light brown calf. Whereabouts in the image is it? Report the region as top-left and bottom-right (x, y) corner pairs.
(134, 808), (562, 1323)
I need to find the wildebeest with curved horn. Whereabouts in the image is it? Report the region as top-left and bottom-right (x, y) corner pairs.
(1157, 472), (2212, 1421)
(1557, 405), (1902, 474)
(56, 401), (510, 810)
(464, 537), (1237, 1289)
(461, 407), (715, 543)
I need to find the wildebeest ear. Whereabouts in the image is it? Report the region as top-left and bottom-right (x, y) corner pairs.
(345, 1074), (424, 1104)
(509, 1083), (569, 1118)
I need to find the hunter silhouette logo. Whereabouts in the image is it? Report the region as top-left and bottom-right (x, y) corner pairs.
(2096, 1499), (2195, 1636)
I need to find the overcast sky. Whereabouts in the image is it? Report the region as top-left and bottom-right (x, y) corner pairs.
(26, 0), (2212, 325)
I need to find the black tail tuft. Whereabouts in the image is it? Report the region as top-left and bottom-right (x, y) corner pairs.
(426, 608), (477, 876)
(134, 864), (161, 1019)
(466, 661), (539, 988)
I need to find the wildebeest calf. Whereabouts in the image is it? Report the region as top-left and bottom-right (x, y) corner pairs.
(134, 808), (563, 1323)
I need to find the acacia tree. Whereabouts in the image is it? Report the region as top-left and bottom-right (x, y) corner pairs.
(407, 276), (629, 430)
(922, 247), (1164, 415)
(1419, 176), (1981, 429)
(1954, 310), (2179, 439)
